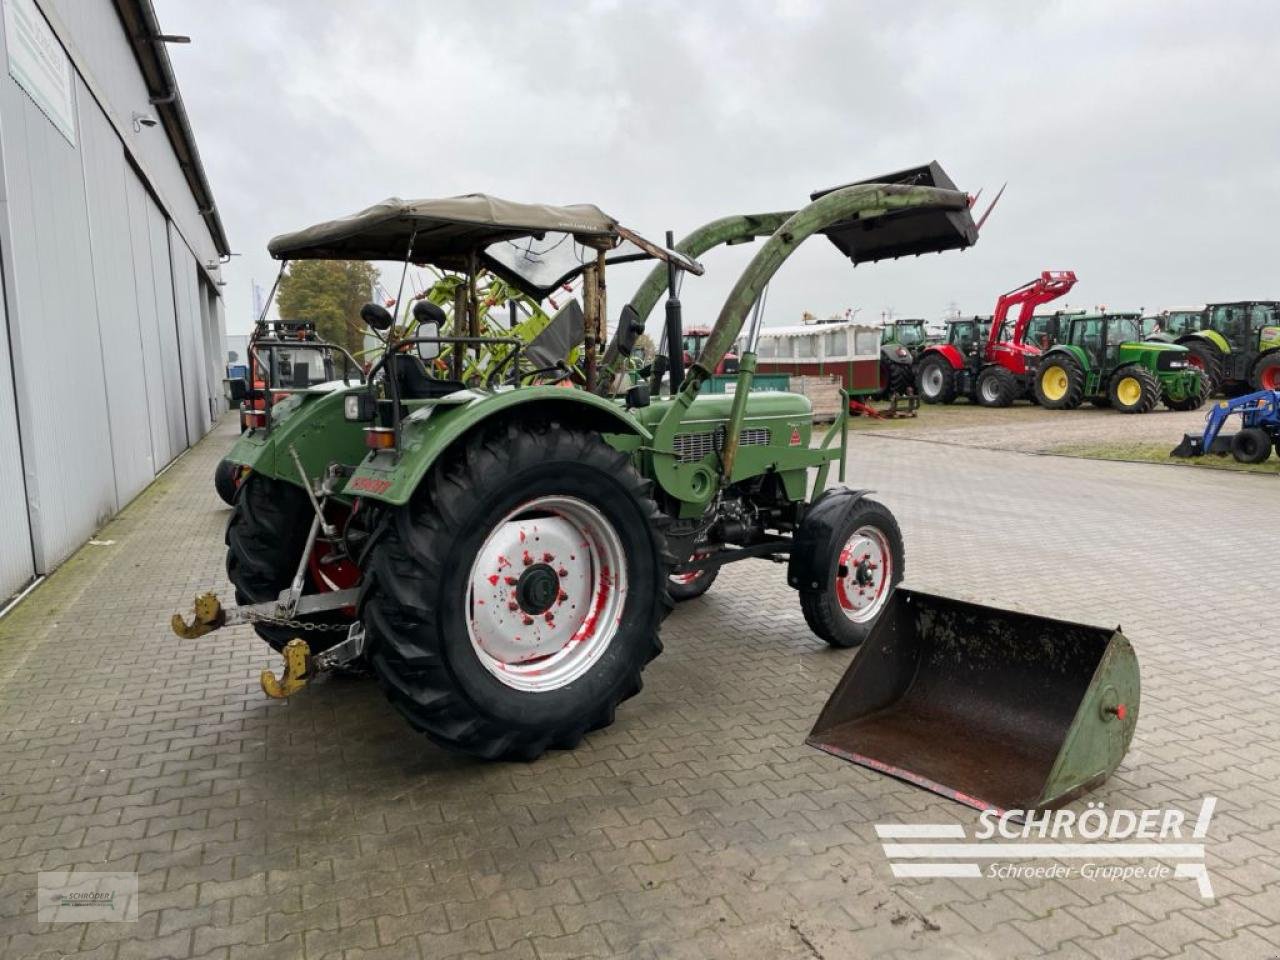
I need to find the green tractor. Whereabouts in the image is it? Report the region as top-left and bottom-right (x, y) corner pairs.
(877, 318), (929, 396)
(1148, 301), (1280, 396)
(1032, 312), (1206, 413)
(173, 177), (985, 760)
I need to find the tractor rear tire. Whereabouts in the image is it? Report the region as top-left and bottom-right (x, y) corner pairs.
(1164, 376), (1209, 412)
(1033, 356), (1085, 410)
(976, 366), (1017, 407)
(799, 498), (904, 649)
(1251, 353), (1280, 392)
(916, 356), (957, 404)
(1231, 428), (1272, 464)
(668, 554), (719, 602)
(359, 421), (672, 761)
(225, 474), (355, 652)
(214, 459), (241, 506)
(1108, 365), (1160, 414)
(1184, 342), (1223, 394)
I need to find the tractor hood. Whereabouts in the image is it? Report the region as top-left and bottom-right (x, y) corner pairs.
(267, 194), (703, 299)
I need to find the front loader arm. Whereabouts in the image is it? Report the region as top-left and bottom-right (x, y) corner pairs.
(597, 212), (794, 387)
(647, 183), (972, 505)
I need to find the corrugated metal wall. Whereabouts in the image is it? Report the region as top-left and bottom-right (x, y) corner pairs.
(0, 287), (34, 594)
(0, 0), (227, 599)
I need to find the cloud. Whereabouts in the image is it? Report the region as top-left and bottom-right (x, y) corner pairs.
(159, 0), (1280, 335)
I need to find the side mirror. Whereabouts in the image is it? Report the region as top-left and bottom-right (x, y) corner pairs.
(416, 322), (440, 361)
(360, 302), (394, 331)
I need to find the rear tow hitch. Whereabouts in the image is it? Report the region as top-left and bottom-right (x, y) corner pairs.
(260, 623), (366, 699)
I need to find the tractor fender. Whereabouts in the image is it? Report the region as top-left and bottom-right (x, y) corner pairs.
(880, 343), (914, 367)
(1179, 330), (1230, 355)
(787, 487), (873, 592)
(1040, 344), (1089, 370)
(343, 387), (650, 506)
(919, 343), (964, 370)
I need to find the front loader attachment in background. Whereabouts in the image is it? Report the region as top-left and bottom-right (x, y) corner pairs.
(812, 162), (982, 264)
(808, 590), (1139, 813)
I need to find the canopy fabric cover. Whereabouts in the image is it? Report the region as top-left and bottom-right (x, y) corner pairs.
(267, 194), (619, 262)
(267, 193), (701, 299)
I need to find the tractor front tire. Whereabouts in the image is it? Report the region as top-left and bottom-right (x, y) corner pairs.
(1231, 428), (1272, 464)
(1033, 356), (1085, 410)
(668, 554), (719, 602)
(214, 459), (241, 506)
(225, 474), (354, 652)
(1251, 353), (1280, 392)
(1184, 342), (1223, 394)
(976, 366), (1017, 407)
(916, 356), (957, 405)
(1108, 365), (1160, 414)
(360, 422), (672, 761)
(799, 498), (904, 649)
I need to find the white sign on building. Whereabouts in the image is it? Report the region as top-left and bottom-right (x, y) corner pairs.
(3, 0), (75, 145)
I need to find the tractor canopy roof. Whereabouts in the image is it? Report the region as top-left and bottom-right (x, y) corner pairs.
(267, 193), (702, 298)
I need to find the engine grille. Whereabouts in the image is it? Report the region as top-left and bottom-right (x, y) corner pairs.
(672, 428), (771, 462)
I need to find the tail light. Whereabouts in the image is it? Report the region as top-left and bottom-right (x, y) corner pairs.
(364, 427), (396, 450)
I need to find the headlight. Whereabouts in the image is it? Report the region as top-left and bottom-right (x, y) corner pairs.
(344, 393), (376, 421)
(1168, 361), (1187, 369)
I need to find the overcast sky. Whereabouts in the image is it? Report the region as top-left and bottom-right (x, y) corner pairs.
(159, 0), (1280, 337)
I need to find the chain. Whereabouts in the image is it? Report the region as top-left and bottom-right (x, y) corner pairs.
(243, 611), (351, 632)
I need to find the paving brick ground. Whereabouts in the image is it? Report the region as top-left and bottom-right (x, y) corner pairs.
(1, 414), (1277, 959)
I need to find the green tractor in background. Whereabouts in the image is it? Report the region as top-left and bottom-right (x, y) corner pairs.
(877, 317), (930, 397)
(175, 171), (984, 760)
(1033, 312), (1206, 413)
(1147, 301), (1280, 396)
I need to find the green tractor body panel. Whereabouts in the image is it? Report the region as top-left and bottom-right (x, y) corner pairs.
(631, 391), (817, 515)
(342, 386), (651, 506)
(225, 386), (369, 490)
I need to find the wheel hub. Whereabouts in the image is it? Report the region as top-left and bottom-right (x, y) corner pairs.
(834, 526), (892, 623)
(515, 563), (560, 615)
(923, 367), (942, 395)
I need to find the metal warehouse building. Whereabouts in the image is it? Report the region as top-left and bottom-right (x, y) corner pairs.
(0, 0), (228, 602)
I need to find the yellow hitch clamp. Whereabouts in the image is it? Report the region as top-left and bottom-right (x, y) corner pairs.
(261, 638), (312, 699)
(171, 593), (225, 639)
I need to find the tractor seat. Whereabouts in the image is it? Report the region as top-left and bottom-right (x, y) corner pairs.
(391, 352), (465, 400)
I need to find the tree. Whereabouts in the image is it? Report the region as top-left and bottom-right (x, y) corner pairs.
(275, 260), (380, 353)
(633, 333), (656, 362)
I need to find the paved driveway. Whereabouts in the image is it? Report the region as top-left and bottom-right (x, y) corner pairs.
(1, 416), (1276, 960)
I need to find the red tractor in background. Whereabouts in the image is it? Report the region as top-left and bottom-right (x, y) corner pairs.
(682, 325), (739, 374)
(214, 321), (363, 504)
(915, 270), (1078, 406)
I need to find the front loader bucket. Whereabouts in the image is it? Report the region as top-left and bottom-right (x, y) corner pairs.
(808, 590), (1139, 813)
(812, 162), (980, 264)
(1170, 433), (1203, 458)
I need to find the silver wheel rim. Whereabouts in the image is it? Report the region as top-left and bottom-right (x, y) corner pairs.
(922, 366), (943, 396)
(981, 377), (1000, 403)
(835, 526), (892, 623)
(467, 495), (627, 693)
